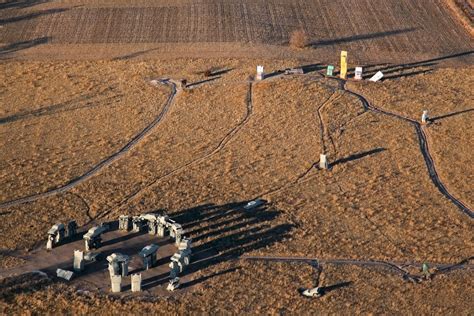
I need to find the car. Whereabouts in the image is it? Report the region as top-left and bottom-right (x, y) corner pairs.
(244, 199), (266, 210)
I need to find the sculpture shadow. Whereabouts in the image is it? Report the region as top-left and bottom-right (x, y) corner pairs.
(331, 148), (386, 168)
(112, 48), (160, 61)
(0, 8), (67, 25)
(300, 63), (325, 74)
(0, 92), (122, 125)
(186, 76), (222, 88)
(141, 201), (293, 290)
(0, 0), (49, 10)
(430, 109), (474, 123)
(310, 28), (416, 47)
(0, 37), (50, 57)
(361, 50), (474, 80)
(0, 271), (53, 304)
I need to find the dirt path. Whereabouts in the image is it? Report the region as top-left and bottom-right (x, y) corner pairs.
(0, 79), (178, 209)
(340, 81), (474, 219)
(100, 81), (255, 218)
(240, 255), (474, 281)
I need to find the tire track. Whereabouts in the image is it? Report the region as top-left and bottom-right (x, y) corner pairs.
(0, 79), (178, 209)
(240, 255), (474, 280)
(317, 92), (342, 155)
(101, 81), (255, 218)
(339, 81), (473, 219)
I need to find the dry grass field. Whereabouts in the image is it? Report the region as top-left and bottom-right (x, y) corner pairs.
(1, 0), (473, 314)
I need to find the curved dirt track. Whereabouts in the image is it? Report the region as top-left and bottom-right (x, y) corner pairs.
(0, 79), (178, 209)
(240, 255), (474, 281)
(103, 81), (255, 217)
(339, 80), (474, 219)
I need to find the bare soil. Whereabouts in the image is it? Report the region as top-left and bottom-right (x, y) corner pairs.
(1, 0), (473, 63)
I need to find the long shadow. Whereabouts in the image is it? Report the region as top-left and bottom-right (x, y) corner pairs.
(431, 109), (474, 122)
(142, 201), (293, 290)
(360, 51), (474, 80)
(0, 93), (121, 125)
(0, 8), (67, 25)
(195, 67), (233, 77)
(319, 281), (352, 294)
(383, 69), (433, 80)
(300, 63), (325, 74)
(186, 76), (221, 88)
(180, 266), (240, 289)
(310, 28), (416, 47)
(0, 271), (53, 304)
(0, 37), (49, 57)
(0, 0), (49, 10)
(112, 48), (160, 61)
(331, 148), (386, 168)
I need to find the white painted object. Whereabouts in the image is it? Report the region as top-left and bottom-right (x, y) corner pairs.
(244, 199), (265, 210)
(131, 273), (142, 292)
(319, 154), (328, 169)
(56, 268), (74, 281)
(110, 275), (122, 293)
(73, 250), (85, 272)
(256, 65), (264, 80)
(369, 71), (384, 82)
(302, 287), (323, 298)
(355, 67), (363, 80)
(167, 277), (180, 291)
(422, 110), (429, 123)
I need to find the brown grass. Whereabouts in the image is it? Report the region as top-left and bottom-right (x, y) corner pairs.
(1, 60), (473, 313)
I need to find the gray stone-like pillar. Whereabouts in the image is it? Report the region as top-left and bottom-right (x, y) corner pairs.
(119, 215), (131, 231)
(157, 224), (166, 237)
(67, 221), (77, 238)
(110, 275), (122, 293)
(319, 154), (328, 169)
(46, 235), (54, 250)
(121, 261), (128, 277)
(131, 273), (142, 292)
(73, 250), (85, 272)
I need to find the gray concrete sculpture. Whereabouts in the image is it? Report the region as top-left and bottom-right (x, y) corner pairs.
(119, 215), (132, 231)
(167, 277), (180, 291)
(319, 154), (328, 169)
(131, 273), (142, 292)
(107, 253), (130, 277)
(132, 216), (147, 232)
(56, 268), (74, 281)
(422, 110), (429, 124)
(83, 225), (107, 251)
(110, 275), (122, 293)
(73, 250), (85, 272)
(46, 223), (65, 250)
(139, 244), (159, 270)
(66, 220), (77, 238)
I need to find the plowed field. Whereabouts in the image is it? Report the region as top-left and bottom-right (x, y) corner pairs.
(1, 0), (473, 62)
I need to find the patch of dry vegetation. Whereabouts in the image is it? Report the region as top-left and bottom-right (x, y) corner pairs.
(289, 29), (309, 49)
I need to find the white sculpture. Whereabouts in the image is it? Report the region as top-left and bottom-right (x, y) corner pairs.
(354, 67), (363, 80)
(139, 244), (159, 270)
(73, 250), (85, 272)
(422, 110), (429, 124)
(319, 154), (328, 169)
(256, 65), (264, 81)
(131, 273), (142, 292)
